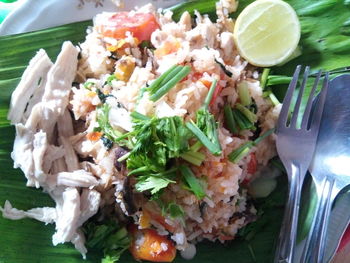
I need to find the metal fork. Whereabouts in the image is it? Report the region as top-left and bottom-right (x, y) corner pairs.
(274, 65), (328, 263)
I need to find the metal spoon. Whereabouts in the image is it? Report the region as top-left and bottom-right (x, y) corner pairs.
(301, 74), (350, 263)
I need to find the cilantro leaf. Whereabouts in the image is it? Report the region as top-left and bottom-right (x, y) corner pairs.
(135, 173), (176, 194)
(127, 116), (191, 173)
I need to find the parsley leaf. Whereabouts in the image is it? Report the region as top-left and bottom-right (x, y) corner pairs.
(135, 172), (176, 195)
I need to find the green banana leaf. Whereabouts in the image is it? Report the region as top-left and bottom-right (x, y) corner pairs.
(0, 0), (349, 262)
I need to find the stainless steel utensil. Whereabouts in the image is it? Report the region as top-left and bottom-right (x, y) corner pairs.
(274, 66), (329, 263)
(301, 74), (350, 263)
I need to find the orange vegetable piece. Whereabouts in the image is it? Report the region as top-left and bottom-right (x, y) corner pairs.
(96, 12), (159, 41)
(154, 40), (181, 58)
(86, 131), (103, 141)
(130, 226), (176, 262)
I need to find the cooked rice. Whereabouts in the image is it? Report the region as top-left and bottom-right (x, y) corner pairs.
(1, 0), (280, 260)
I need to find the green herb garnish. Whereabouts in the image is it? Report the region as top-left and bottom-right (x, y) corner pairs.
(228, 128), (275, 163)
(179, 165), (206, 200)
(186, 79), (222, 156)
(135, 169), (177, 194)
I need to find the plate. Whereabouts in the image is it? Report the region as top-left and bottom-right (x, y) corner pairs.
(0, 0), (182, 35)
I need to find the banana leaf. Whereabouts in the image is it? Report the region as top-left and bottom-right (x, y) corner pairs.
(0, 0), (350, 262)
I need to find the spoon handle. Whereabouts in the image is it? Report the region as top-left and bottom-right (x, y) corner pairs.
(301, 178), (339, 263)
(274, 164), (304, 263)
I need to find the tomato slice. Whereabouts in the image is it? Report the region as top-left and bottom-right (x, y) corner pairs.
(247, 153), (257, 175)
(96, 12), (159, 41)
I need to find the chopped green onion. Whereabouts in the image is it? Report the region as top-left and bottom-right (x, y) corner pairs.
(224, 105), (238, 134)
(237, 81), (252, 106)
(254, 128), (275, 144)
(190, 141), (203, 152)
(149, 66), (191, 101)
(203, 79), (218, 109)
(269, 92), (280, 106)
(180, 151), (205, 166)
(267, 75), (293, 86)
(179, 165), (206, 199)
(105, 74), (117, 86)
(228, 128), (275, 163)
(186, 121), (222, 156)
(232, 109), (254, 130)
(83, 81), (94, 90)
(130, 111), (150, 121)
(260, 68), (271, 90)
(159, 66), (183, 87)
(228, 142), (254, 163)
(235, 103), (257, 124)
(117, 152), (131, 162)
(147, 65), (178, 94)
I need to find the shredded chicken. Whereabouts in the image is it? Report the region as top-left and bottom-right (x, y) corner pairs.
(0, 200), (56, 224)
(8, 49), (53, 124)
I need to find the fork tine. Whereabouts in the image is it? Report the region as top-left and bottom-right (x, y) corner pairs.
(289, 66), (310, 128)
(277, 65), (302, 129)
(310, 72), (329, 129)
(300, 70), (322, 129)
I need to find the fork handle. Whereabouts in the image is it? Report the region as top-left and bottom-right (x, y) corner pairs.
(274, 164), (304, 263)
(301, 178), (338, 263)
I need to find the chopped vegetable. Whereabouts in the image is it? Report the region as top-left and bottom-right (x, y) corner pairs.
(148, 65), (191, 101)
(162, 202), (185, 219)
(180, 150), (205, 166)
(237, 81), (252, 106)
(154, 40), (181, 57)
(96, 12), (159, 41)
(260, 68), (271, 90)
(235, 103), (257, 124)
(228, 128), (275, 163)
(187, 79), (222, 156)
(86, 131), (103, 141)
(179, 165), (206, 200)
(247, 153), (258, 175)
(83, 81), (95, 90)
(114, 56), (135, 82)
(104, 74), (117, 86)
(129, 226), (176, 262)
(224, 104), (239, 134)
(97, 89), (113, 103)
(231, 108), (254, 131)
(96, 104), (124, 141)
(83, 220), (130, 263)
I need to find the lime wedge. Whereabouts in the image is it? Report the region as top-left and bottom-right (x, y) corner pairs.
(233, 0), (301, 67)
